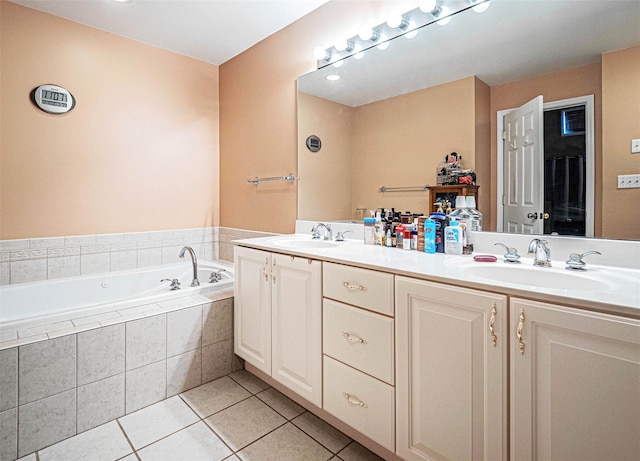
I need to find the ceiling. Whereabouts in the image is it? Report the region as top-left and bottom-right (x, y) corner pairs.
(9, 0), (329, 65)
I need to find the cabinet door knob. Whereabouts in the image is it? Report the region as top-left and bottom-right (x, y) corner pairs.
(517, 309), (526, 355)
(489, 303), (497, 347)
(343, 392), (368, 408)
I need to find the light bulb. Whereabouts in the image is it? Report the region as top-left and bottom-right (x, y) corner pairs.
(471, 0), (491, 13)
(386, 11), (408, 30)
(419, 0), (438, 14)
(325, 74), (341, 81)
(353, 45), (365, 59)
(358, 24), (379, 42)
(404, 22), (418, 39)
(376, 34), (390, 50)
(332, 60), (344, 68)
(436, 6), (452, 25)
(334, 37), (353, 52)
(313, 46), (330, 61)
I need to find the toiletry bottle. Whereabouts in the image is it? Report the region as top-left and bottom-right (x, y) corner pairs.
(395, 223), (404, 249)
(429, 212), (447, 253)
(385, 225), (393, 247)
(403, 225), (412, 250)
(424, 218), (436, 254)
(444, 219), (464, 255)
(374, 211), (383, 245)
(465, 196), (483, 232)
(364, 217), (376, 245)
(449, 196), (473, 253)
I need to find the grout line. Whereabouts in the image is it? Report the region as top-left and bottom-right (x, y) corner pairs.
(116, 418), (138, 459)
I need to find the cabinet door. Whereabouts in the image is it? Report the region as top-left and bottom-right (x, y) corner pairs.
(396, 277), (507, 461)
(234, 246), (272, 375)
(510, 298), (640, 461)
(271, 254), (322, 407)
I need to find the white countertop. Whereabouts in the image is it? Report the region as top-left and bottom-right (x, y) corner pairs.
(234, 233), (640, 319)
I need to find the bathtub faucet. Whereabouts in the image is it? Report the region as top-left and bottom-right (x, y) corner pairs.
(179, 246), (200, 287)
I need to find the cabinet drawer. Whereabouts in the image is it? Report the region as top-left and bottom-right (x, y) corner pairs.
(323, 356), (395, 451)
(323, 299), (394, 384)
(323, 262), (394, 315)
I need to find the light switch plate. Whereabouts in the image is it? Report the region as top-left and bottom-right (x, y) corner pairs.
(618, 174), (640, 189)
(632, 139), (640, 154)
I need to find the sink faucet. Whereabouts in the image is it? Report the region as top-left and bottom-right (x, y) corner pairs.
(179, 246), (200, 286)
(528, 239), (551, 267)
(311, 223), (333, 240)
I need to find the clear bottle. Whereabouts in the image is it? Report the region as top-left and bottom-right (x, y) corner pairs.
(449, 196), (473, 253)
(465, 196), (483, 232)
(364, 217), (376, 245)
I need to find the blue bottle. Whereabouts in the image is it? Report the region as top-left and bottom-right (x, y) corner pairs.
(424, 218), (436, 254)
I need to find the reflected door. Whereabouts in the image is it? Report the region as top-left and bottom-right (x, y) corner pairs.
(503, 96), (544, 234)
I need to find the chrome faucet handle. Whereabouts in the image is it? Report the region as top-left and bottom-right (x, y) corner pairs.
(311, 223), (333, 240)
(161, 278), (181, 290)
(209, 269), (227, 283)
(494, 243), (521, 263)
(528, 238), (551, 267)
(565, 251), (601, 271)
(335, 230), (353, 242)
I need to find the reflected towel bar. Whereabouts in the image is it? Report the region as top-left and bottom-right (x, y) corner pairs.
(378, 185), (429, 192)
(248, 174), (296, 186)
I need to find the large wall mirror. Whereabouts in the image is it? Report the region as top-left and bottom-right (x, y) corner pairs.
(297, 0), (640, 240)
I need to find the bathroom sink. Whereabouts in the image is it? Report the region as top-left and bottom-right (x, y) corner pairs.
(460, 264), (611, 291)
(271, 237), (339, 249)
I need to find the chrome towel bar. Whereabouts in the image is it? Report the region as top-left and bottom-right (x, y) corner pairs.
(247, 174), (296, 186)
(378, 184), (429, 192)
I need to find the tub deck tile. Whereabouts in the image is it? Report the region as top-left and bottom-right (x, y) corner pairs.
(18, 321), (74, 339)
(48, 322), (102, 340)
(72, 311), (121, 327)
(0, 334), (48, 351)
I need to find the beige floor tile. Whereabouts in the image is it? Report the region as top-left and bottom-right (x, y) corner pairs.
(256, 387), (305, 420)
(137, 422), (231, 461)
(238, 422), (332, 461)
(205, 396), (286, 451)
(292, 412), (351, 454)
(337, 441), (384, 461)
(38, 421), (131, 461)
(228, 369), (270, 394)
(180, 376), (250, 418)
(119, 396), (199, 449)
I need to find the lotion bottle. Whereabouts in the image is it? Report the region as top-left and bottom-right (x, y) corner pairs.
(444, 219), (464, 255)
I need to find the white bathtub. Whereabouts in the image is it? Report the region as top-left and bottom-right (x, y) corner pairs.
(0, 261), (233, 327)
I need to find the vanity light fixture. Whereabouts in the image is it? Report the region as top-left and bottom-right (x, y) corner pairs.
(313, 0), (489, 69)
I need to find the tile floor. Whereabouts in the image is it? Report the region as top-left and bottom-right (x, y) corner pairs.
(17, 370), (384, 461)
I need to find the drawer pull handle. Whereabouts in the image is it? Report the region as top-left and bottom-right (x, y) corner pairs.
(489, 303), (497, 347)
(517, 309), (525, 355)
(342, 332), (367, 344)
(342, 281), (367, 291)
(343, 392), (368, 408)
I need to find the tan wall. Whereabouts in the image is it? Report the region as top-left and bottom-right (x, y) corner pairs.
(602, 46), (640, 240)
(0, 1), (220, 240)
(474, 78), (492, 225)
(297, 92), (353, 221)
(219, 0), (406, 233)
(490, 63), (602, 234)
(352, 77), (478, 216)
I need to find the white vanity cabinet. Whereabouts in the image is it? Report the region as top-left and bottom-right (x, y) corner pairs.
(395, 277), (508, 461)
(510, 298), (640, 461)
(322, 262), (396, 452)
(234, 246), (322, 406)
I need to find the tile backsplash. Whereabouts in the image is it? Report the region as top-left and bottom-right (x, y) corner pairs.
(0, 227), (275, 286)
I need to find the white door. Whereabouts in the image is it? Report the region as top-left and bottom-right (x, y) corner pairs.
(503, 96), (544, 234)
(396, 277), (508, 461)
(271, 254), (322, 407)
(510, 298), (640, 461)
(234, 246), (272, 375)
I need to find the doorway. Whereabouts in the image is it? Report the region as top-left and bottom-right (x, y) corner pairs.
(496, 95), (595, 237)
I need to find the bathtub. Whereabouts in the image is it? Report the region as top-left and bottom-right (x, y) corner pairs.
(0, 260), (233, 328)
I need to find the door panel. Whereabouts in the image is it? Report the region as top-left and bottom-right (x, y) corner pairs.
(503, 95), (544, 234)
